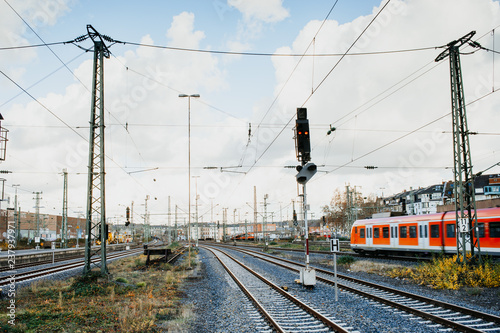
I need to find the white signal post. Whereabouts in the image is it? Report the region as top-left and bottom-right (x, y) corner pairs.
(330, 238), (340, 301)
(296, 162), (317, 286)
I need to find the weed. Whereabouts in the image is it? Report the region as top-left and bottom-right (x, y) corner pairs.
(388, 255), (500, 290)
(115, 277), (129, 284)
(337, 255), (356, 266)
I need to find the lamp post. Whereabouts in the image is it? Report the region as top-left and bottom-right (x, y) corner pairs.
(179, 93), (200, 268)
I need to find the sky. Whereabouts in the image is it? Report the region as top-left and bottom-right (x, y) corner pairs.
(1, 0), (500, 227)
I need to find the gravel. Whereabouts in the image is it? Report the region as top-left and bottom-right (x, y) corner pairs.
(179, 246), (489, 332)
(178, 250), (263, 333)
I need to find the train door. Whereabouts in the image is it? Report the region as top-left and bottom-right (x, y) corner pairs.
(366, 226), (373, 247)
(390, 224), (398, 248)
(418, 222), (428, 250)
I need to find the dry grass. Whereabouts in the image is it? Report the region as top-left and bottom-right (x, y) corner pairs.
(348, 260), (405, 275)
(0, 251), (197, 332)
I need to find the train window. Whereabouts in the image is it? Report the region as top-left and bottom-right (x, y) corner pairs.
(400, 226), (407, 238)
(409, 226), (417, 238)
(491, 222), (500, 238)
(368, 228), (372, 238)
(430, 225), (440, 238)
(355, 227), (358, 234)
(425, 225), (428, 238)
(383, 227), (389, 238)
(360, 228), (365, 238)
(373, 228), (380, 238)
(419, 225), (422, 238)
(394, 226), (398, 238)
(446, 224), (456, 238)
(473, 223), (485, 238)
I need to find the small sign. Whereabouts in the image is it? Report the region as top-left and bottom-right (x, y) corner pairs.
(458, 218), (469, 233)
(35, 236), (40, 243)
(330, 238), (340, 252)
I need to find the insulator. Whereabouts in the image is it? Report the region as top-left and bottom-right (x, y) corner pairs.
(102, 35), (114, 42)
(74, 35), (88, 43)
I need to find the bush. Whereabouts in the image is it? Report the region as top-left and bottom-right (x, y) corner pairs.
(115, 277), (129, 284)
(337, 255), (356, 265)
(136, 281), (146, 288)
(388, 255), (500, 290)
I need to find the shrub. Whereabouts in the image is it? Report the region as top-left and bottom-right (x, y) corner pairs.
(115, 277), (129, 284)
(337, 255), (356, 265)
(388, 255), (500, 290)
(136, 282), (146, 288)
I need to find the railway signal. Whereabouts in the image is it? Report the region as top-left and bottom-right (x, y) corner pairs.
(294, 107), (316, 286)
(295, 162), (317, 184)
(295, 107), (311, 163)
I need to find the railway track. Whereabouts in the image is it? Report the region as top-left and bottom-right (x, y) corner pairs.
(0, 244), (143, 273)
(203, 245), (357, 333)
(0, 248), (144, 289)
(217, 245), (500, 333)
(204, 241), (431, 262)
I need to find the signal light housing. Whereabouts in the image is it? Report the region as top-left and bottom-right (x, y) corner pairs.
(295, 109), (311, 163)
(296, 162), (317, 184)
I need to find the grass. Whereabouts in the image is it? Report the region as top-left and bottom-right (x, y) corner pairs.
(387, 255), (500, 290)
(0, 250), (197, 332)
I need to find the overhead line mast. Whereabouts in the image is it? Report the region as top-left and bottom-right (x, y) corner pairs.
(435, 31), (482, 264)
(73, 25), (117, 275)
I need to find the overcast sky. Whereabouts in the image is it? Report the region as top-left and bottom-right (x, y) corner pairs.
(1, 0), (499, 226)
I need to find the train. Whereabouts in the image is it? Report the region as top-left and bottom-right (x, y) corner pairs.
(350, 207), (500, 256)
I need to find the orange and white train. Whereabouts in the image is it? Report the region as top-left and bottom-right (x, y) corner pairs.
(350, 207), (500, 256)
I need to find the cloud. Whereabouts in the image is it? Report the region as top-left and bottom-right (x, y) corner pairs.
(0, 0), (71, 81)
(228, 0), (289, 23)
(2, 0), (500, 223)
(266, 0), (500, 207)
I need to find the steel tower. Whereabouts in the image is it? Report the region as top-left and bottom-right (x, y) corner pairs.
(83, 25), (111, 275)
(435, 31), (481, 264)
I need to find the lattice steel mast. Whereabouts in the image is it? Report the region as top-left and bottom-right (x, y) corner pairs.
(61, 169), (68, 248)
(435, 31), (481, 264)
(80, 25), (112, 275)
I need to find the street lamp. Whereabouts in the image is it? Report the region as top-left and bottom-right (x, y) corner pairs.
(179, 93), (200, 268)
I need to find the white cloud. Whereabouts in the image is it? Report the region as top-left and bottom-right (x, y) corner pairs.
(2, 0), (500, 223)
(228, 0), (289, 23)
(0, 0), (71, 81)
(267, 0), (500, 207)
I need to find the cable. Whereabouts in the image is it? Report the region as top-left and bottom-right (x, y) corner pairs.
(118, 41), (437, 57)
(0, 51), (87, 109)
(0, 41), (67, 50)
(0, 70), (87, 141)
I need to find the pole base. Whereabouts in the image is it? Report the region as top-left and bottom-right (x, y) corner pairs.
(299, 267), (316, 286)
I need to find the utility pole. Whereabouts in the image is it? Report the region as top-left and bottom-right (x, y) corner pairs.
(233, 208), (237, 240)
(223, 208), (227, 241)
(33, 191), (42, 243)
(144, 195), (150, 243)
(436, 31), (482, 264)
(61, 169), (68, 248)
(79, 25), (117, 275)
(263, 194), (268, 244)
(12, 184), (20, 243)
(253, 186), (257, 243)
(175, 204), (178, 241)
(210, 199), (214, 241)
(167, 196), (171, 244)
(131, 201), (135, 242)
(192, 176), (200, 245)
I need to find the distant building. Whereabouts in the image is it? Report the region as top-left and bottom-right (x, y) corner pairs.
(381, 174), (500, 216)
